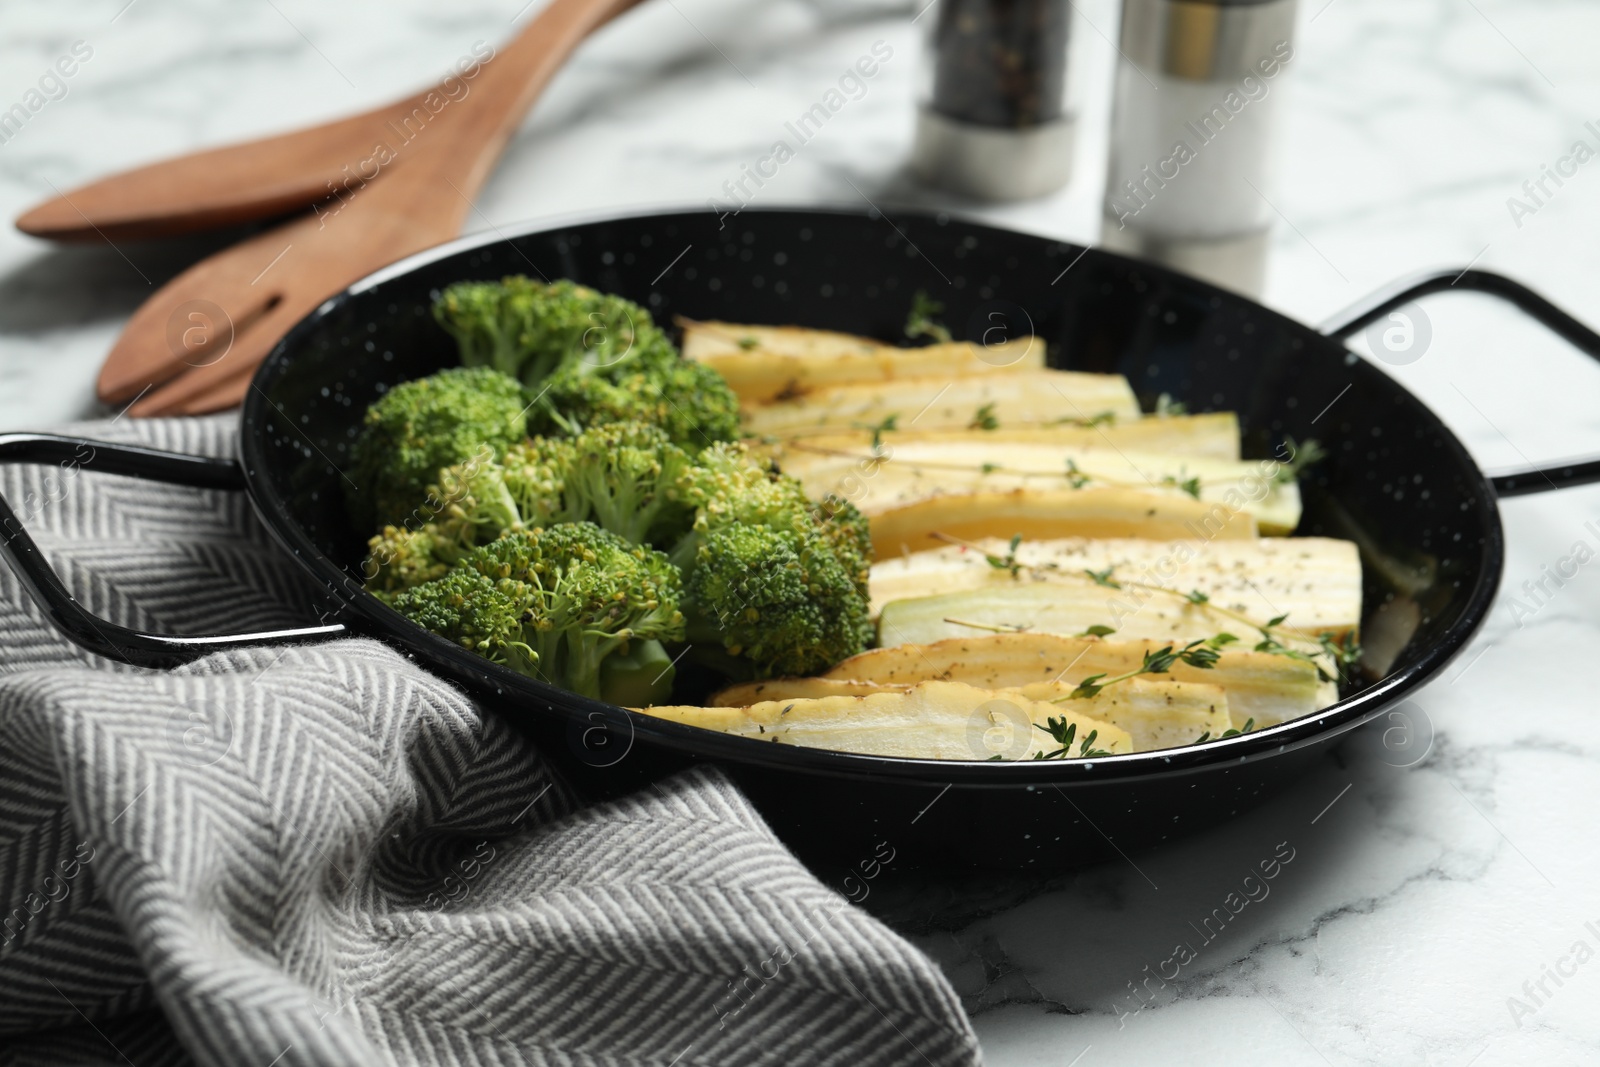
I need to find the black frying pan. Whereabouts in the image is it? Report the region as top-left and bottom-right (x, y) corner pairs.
(4, 208), (1596, 874)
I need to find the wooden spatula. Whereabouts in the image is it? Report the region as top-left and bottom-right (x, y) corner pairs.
(102, 0), (646, 416)
(16, 85), (444, 242)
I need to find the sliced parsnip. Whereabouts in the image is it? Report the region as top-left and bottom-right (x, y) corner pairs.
(1006, 679), (1234, 752)
(739, 371), (1141, 438)
(791, 444), (1299, 534)
(680, 319), (881, 361)
(707, 675), (1231, 754)
(635, 680), (1130, 760)
(860, 487), (1257, 559)
(762, 412), (1243, 465)
(709, 677), (894, 705)
(867, 535), (1361, 636)
(823, 633), (1329, 729)
(678, 319), (1041, 403)
(883, 579), (1216, 646)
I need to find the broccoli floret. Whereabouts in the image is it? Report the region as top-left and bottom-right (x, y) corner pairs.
(680, 524), (866, 679)
(543, 423), (696, 545)
(348, 366), (528, 530)
(432, 276), (739, 450)
(362, 440), (560, 592)
(364, 524), (451, 596)
(367, 426), (694, 583)
(533, 359), (740, 450)
(435, 277), (671, 385)
(812, 494), (874, 605)
(669, 442), (873, 677)
(393, 523), (685, 704)
(390, 566), (541, 676)
(367, 421), (871, 682)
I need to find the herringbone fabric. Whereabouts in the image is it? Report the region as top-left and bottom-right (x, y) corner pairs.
(0, 417), (981, 1067)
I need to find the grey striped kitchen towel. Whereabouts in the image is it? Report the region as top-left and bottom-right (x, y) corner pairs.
(0, 416), (981, 1067)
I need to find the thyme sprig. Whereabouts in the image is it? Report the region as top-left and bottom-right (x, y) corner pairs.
(1058, 635), (1236, 700)
(941, 617), (1028, 634)
(850, 413), (899, 452)
(904, 290), (952, 344)
(987, 533), (1024, 577)
(1048, 411), (1117, 429)
(1033, 717), (1115, 759)
(1161, 473), (1203, 499)
(1194, 717), (1256, 744)
(1275, 436), (1328, 484)
(1085, 566), (1120, 588)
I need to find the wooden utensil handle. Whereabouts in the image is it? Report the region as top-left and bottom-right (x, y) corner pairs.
(400, 0), (650, 200)
(110, 0), (655, 417)
(15, 0), (645, 243)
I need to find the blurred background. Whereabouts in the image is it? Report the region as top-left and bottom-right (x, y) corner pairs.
(4, 0), (1600, 472)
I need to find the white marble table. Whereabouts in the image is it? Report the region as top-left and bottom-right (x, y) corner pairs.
(3, 0), (1598, 1062)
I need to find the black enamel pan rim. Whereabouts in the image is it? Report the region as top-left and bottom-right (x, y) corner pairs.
(239, 204), (1505, 786)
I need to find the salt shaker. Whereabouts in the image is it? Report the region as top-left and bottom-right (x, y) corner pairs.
(911, 0), (1075, 201)
(1100, 0), (1298, 296)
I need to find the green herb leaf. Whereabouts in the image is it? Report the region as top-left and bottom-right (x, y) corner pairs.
(1049, 411), (1116, 429)
(1065, 458), (1090, 489)
(854, 413), (900, 452)
(737, 335), (760, 350)
(904, 290), (953, 344)
(1079, 624), (1117, 638)
(1276, 437), (1328, 484)
(1162, 473), (1202, 499)
(1032, 716), (1114, 759)
(1155, 393), (1189, 417)
(1085, 566), (1120, 589)
(978, 533), (1025, 578)
(1067, 675), (1106, 700)
(970, 403), (1000, 431)
(1196, 717), (1256, 745)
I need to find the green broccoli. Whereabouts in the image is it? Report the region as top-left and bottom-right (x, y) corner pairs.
(540, 423), (696, 545)
(668, 442), (873, 678)
(391, 523), (685, 705)
(678, 524), (867, 679)
(362, 439), (562, 594)
(364, 524), (451, 596)
(435, 277), (670, 384)
(532, 359), (740, 450)
(365, 425), (695, 589)
(432, 276), (739, 450)
(811, 493), (874, 605)
(347, 366), (528, 531)
(389, 565), (541, 676)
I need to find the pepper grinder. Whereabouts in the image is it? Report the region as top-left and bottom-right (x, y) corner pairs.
(1100, 0), (1298, 296)
(911, 0), (1076, 201)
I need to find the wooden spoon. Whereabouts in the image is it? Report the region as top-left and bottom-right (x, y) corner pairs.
(105, 0), (647, 415)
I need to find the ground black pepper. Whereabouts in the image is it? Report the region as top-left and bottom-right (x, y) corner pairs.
(928, 0), (1070, 128)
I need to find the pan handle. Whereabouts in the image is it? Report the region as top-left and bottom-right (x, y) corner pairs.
(1320, 267), (1600, 498)
(0, 433), (348, 669)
